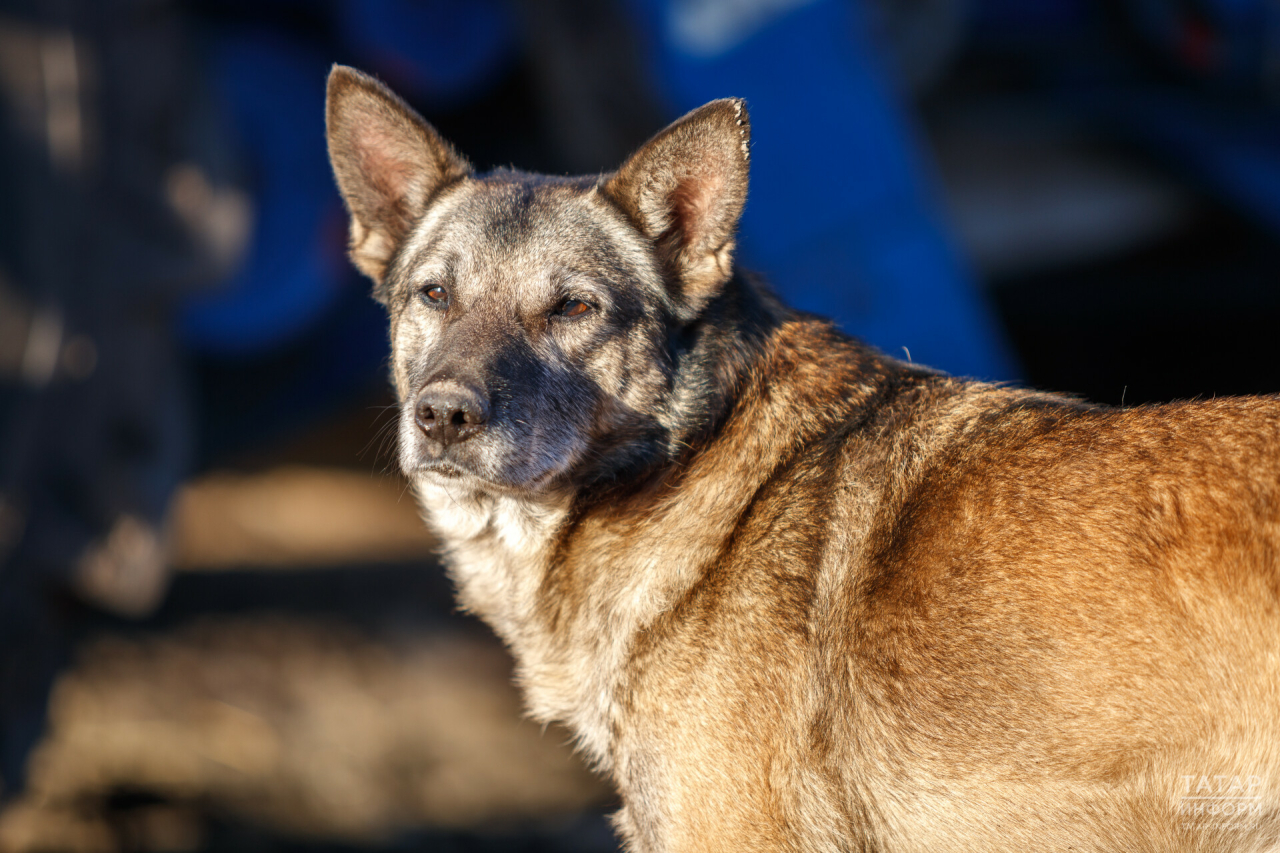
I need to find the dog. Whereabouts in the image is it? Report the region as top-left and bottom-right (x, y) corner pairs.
(325, 64), (1280, 852)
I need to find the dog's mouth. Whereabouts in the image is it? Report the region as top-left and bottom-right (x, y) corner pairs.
(409, 455), (571, 497)
(412, 460), (473, 480)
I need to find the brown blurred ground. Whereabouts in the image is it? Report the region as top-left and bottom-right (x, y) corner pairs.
(169, 467), (437, 571)
(0, 456), (613, 853)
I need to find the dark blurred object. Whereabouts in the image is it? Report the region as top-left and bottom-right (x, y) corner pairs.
(177, 31), (337, 357)
(512, 0), (665, 174)
(952, 0), (1280, 237)
(0, 0), (245, 796)
(1124, 0), (1280, 91)
(992, 207), (1280, 406)
(1099, 0), (1280, 239)
(932, 0), (1280, 404)
(625, 0), (1022, 381)
(867, 0), (972, 95)
(336, 0), (517, 108)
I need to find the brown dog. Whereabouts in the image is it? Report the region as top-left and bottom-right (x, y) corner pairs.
(325, 64), (1280, 852)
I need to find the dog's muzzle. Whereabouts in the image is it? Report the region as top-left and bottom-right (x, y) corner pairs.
(414, 381), (489, 447)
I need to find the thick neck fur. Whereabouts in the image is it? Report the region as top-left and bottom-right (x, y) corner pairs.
(417, 270), (913, 770)
(576, 270), (789, 495)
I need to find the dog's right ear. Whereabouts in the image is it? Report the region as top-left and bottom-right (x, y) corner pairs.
(326, 65), (470, 294)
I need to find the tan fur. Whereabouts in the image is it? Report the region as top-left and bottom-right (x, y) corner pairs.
(326, 65), (1280, 852)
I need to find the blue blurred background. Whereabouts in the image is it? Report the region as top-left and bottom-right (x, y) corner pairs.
(1, 0), (1278, 849)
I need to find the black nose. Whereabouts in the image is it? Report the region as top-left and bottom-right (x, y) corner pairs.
(414, 383), (489, 446)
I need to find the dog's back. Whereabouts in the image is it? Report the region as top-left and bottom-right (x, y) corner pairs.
(577, 316), (1280, 851)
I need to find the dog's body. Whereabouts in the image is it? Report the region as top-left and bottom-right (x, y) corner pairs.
(326, 66), (1280, 852)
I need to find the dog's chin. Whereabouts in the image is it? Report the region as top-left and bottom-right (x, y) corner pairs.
(408, 458), (570, 499)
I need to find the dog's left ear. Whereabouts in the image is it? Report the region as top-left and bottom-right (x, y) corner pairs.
(326, 65), (470, 293)
(603, 99), (750, 319)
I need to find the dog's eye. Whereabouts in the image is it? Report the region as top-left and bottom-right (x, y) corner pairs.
(554, 298), (592, 319)
(421, 284), (449, 306)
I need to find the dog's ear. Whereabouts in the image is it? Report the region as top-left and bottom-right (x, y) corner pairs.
(603, 98), (750, 319)
(326, 65), (470, 293)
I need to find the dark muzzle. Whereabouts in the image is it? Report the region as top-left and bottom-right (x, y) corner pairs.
(414, 382), (489, 446)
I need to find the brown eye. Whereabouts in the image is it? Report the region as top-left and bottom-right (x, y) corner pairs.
(421, 284), (449, 305)
(556, 298), (592, 319)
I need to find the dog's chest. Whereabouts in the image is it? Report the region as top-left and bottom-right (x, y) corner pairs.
(415, 483), (630, 763)
(416, 483), (562, 627)
(414, 473), (760, 770)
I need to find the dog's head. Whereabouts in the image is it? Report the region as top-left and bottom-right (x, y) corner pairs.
(325, 66), (750, 498)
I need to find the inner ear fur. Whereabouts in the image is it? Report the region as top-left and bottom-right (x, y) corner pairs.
(325, 65), (470, 292)
(603, 98), (750, 319)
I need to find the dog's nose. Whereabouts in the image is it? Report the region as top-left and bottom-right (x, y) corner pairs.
(415, 384), (489, 446)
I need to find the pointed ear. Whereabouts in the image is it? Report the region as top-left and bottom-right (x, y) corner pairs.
(602, 98), (750, 318)
(325, 65), (470, 292)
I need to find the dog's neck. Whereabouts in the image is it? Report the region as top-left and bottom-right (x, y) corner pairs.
(414, 273), (898, 769)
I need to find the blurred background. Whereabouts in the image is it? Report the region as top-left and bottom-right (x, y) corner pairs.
(0, 0), (1278, 849)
